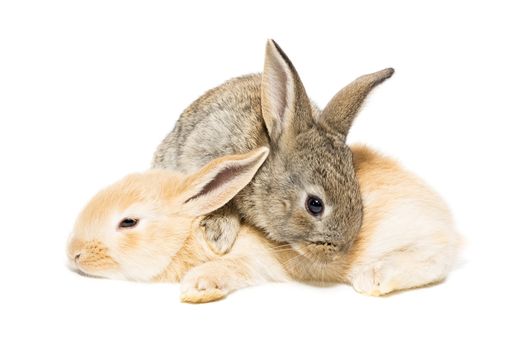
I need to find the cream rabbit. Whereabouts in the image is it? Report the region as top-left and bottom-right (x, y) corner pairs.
(67, 146), (461, 302)
(67, 147), (290, 302)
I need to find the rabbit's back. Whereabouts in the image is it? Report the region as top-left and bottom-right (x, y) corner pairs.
(153, 74), (270, 173)
(346, 145), (461, 295)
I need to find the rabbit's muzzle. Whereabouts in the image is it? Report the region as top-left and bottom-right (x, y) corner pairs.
(292, 239), (345, 263)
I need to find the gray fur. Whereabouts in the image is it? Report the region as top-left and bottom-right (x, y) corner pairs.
(153, 40), (393, 258)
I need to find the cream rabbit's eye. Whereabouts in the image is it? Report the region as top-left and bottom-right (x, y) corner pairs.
(119, 218), (139, 229)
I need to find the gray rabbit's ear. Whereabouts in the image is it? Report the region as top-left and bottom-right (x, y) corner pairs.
(261, 40), (313, 145)
(319, 68), (394, 139)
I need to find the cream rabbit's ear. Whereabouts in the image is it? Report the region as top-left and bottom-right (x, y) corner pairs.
(319, 68), (394, 139)
(180, 147), (269, 217)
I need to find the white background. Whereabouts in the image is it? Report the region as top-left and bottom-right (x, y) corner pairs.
(1, 1), (524, 349)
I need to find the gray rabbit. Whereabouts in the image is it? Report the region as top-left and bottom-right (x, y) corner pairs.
(153, 40), (393, 261)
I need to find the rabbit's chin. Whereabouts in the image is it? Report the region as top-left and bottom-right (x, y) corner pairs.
(290, 241), (344, 264)
(68, 258), (127, 281)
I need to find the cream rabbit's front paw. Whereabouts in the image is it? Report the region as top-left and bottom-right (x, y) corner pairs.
(180, 268), (229, 303)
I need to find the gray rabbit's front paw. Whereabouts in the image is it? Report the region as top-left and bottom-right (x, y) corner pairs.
(200, 210), (240, 255)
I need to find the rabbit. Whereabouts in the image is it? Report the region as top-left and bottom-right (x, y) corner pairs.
(152, 39), (395, 260)
(67, 146), (461, 303)
(67, 147), (291, 302)
(273, 145), (462, 295)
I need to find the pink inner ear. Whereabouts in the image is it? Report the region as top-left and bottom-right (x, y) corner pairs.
(184, 164), (247, 204)
(263, 41), (294, 139)
(267, 65), (288, 123)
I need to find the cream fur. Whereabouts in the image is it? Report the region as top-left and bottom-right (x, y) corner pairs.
(346, 145), (461, 295)
(68, 145), (461, 302)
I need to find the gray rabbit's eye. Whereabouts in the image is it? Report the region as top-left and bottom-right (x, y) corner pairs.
(306, 196), (324, 216)
(119, 218), (139, 229)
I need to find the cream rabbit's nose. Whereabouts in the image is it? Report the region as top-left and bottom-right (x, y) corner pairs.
(67, 238), (84, 262)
